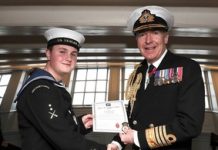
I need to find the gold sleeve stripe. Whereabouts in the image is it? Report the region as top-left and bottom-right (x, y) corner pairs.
(145, 127), (159, 148)
(162, 125), (170, 145)
(163, 125), (177, 144)
(146, 125), (177, 149)
(159, 126), (168, 146)
(154, 126), (164, 147)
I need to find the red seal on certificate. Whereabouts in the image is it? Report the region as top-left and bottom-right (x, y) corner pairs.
(115, 123), (120, 128)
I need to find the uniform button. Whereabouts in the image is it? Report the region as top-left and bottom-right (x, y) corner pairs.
(149, 123), (154, 128)
(133, 120), (137, 125)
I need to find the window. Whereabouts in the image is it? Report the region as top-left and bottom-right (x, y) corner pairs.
(203, 70), (217, 111)
(202, 71), (209, 109)
(72, 68), (109, 105)
(0, 74), (11, 105)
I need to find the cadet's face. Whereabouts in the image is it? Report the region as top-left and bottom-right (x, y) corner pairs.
(46, 45), (78, 79)
(136, 30), (169, 64)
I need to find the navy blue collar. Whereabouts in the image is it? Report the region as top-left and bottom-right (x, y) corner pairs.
(15, 68), (64, 101)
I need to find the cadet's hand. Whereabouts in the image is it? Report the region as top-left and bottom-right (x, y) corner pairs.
(107, 143), (119, 150)
(119, 128), (134, 144)
(82, 114), (93, 129)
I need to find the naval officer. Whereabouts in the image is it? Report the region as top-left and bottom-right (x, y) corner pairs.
(107, 6), (205, 150)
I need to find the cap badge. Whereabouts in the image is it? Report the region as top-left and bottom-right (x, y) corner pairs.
(139, 9), (155, 24)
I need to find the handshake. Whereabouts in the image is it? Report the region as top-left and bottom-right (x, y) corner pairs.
(107, 122), (136, 150)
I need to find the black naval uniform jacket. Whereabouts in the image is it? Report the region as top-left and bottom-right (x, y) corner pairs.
(16, 69), (106, 150)
(113, 51), (205, 150)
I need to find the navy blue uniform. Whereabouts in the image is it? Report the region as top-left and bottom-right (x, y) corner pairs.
(113, 51), (205, 150)
(16, 69), (106, 150)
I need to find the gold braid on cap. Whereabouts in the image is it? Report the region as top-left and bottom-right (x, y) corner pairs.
(125, 64), (142, 117)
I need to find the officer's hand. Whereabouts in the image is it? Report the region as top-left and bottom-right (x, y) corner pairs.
(82, 114), (93, 129)
(119, 128), (134, 144)
(107, 143), (119, 150)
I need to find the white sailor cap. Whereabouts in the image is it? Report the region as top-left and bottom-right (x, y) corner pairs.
(44, 27), (85, 51)
(127, 6), (174, 34)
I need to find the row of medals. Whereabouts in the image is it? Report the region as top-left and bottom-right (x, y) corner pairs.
(152, 67), (183, 86)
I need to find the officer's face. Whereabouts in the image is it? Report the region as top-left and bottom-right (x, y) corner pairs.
(136, 30), (169, 64)
(45, 44), (78, 79)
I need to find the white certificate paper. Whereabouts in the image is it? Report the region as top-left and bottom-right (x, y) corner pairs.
(92, 100), (128, 133)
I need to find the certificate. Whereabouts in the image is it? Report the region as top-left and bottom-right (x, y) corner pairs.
(92, 100), (128, 133)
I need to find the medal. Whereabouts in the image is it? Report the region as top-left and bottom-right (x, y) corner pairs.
(154, 67), (183, 86)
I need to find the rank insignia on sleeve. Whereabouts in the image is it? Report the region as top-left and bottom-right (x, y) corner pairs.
(154, 67), (183, 86)
(48, 104), (58, 119)
(145, 125), (176, 149)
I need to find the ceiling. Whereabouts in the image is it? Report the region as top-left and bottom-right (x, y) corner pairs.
(0, 0), (218, 73)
